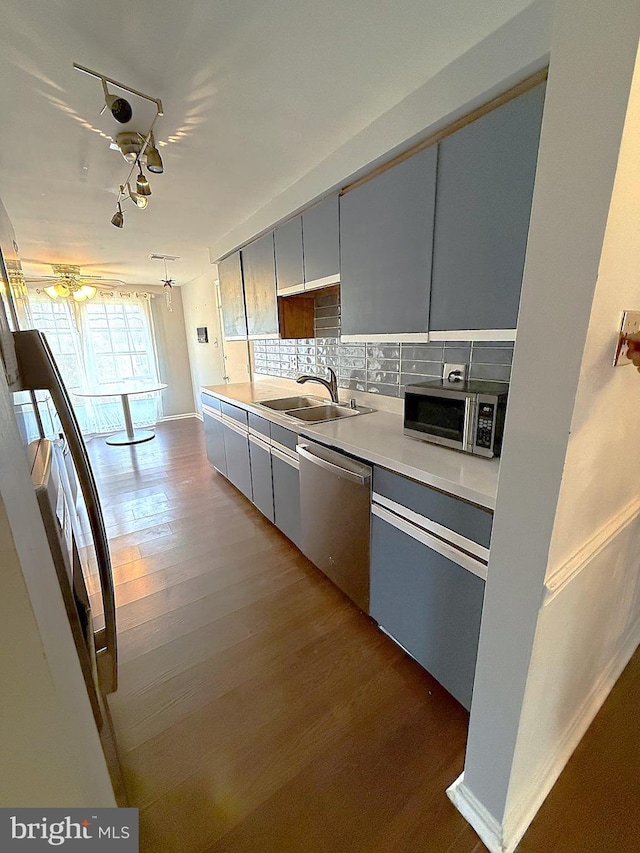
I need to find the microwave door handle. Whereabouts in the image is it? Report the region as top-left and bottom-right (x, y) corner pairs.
(13, 330), (118, 694)
(463, 397), (476, 453)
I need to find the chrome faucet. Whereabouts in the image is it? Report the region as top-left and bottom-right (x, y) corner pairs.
(296, 367), (339, 403)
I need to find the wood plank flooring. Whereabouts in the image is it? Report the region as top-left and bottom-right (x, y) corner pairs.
(86, 419), (639, 852)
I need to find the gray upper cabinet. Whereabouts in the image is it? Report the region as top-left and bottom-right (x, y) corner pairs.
(302, 195), (340, 287)
(340, 145), (438, 338)
(217, 251), (247, 340)
(430, 83), (546, 334)
(275, 216), (304, 295)
(241, 232), (279, 338)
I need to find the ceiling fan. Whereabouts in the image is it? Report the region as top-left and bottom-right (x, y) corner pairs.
(18, 264), (124, 302)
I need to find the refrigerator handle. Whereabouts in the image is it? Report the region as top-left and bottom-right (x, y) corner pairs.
(13, 330), (118, 694)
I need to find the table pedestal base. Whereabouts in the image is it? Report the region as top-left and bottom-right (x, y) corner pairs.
(106, 429), (156, 446)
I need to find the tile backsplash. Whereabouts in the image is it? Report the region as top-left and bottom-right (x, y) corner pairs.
(252, 289), (513, 398)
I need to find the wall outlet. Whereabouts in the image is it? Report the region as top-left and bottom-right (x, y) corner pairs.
(613, 310), (640, 365)
(443, 363), (467, 383)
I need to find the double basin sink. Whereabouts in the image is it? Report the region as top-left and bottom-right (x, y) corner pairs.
(257, 395), (374, 423)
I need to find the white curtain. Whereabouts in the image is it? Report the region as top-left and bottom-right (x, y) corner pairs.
(27, 289), (163, 436)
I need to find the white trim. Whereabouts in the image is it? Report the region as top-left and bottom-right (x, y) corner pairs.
(304, 273), (340, 290)
(271, 445), (299, 469)
(372, 492), (490, 562)
(248, 433), (271, 452)
(248, 425), (271, 440)
(269, 437), (298, 460)
(220, 414), (249, 438)
(224, 334), (248, 341)
(429, 329), (517, 342)
(340, 332), (431, 343)
(248, 332), (279, 341)
(502, 615), (640, 852)
(544, 497), (640, 603)
(202, 404), (223, 421)
(159, 412), (200, 422)
(446, 774), (506, 853)
(371, 504), (487, 580)
(277, 282), (305, 296)
(194, 412), (204, 422)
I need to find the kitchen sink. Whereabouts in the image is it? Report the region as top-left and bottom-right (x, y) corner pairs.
(256, 396), (375, 423)
(257, 395), (325, 411)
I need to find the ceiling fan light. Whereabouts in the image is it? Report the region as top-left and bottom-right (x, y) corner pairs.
(73, 284), (97, 300)
(44, 285), (60, 299)
(136, 172), (151, 196)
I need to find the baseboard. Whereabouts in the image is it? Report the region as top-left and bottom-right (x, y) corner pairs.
(449, 619), (640, 853)
(447, 774), (507, 853)
(503, 617), (640, 849)
(159, 413), (200, 422)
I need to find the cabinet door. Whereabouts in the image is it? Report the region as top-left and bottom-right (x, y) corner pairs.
(430, 83), (546, 333)
(217, 252), (247, 340)
(370, 512), (485, 710)
(249, 436), (274, 522)
(340, 146), (437, 337)
(241, 232), (279, 338)
(271, 450), (300, 547)
(302, 195), (340, 287)
(221, 420), (252, 500)
(275, 216), (304, 295)
(203, 409), (227, 476)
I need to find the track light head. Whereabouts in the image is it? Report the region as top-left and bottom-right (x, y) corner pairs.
(136, 171), (151, 196)
(145, 134), (164, 174)
(111, 204), (124, 228)
(126, 182), (149, 209)
(102, 79), (132, 123)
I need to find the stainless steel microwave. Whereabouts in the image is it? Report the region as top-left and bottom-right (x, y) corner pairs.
(403, 380), (509, 458)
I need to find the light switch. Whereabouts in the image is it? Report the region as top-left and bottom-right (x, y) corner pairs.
(613, 310), (640, 366)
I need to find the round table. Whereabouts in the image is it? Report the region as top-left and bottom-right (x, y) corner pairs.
(75, 382), (168, 445)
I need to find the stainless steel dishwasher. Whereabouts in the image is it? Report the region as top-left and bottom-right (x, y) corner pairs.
(297, 440), (372, 613)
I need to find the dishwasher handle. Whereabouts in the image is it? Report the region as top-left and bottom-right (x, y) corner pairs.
(297, 443), (371, 485)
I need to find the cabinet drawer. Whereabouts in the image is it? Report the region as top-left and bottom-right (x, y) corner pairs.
(248, 412), (271, 439)
(270, 422), (299, 454)
(372, 466), (492, 549)
(201, 392), (221, 412)
(221, 401), (249, 427)
(370, 513), (485, 709)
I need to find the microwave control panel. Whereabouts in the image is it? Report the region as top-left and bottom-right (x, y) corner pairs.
(475, 403), (495, 449)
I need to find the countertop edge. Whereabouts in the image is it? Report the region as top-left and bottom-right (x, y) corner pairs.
(201, 383), (498, 510)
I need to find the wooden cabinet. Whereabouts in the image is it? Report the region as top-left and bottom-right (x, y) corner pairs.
(241, 233), (279, 338)
(340, 146), (437, 340)
(217, 252), (247, 340)
(275, 216), (304, 295)
(429, 82), (546, 336)
(302, 195), (340, 288)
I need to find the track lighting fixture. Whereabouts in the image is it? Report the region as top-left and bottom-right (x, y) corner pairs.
(73, 62), (165, 229)
(135, 170), (152, 197)
(101, 78), (132, 124)
(111, 203), (124, 228)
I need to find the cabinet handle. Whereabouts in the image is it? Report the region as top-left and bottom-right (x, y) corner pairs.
(297, 443), (371, 485)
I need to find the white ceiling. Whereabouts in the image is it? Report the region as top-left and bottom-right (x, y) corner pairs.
(0, 0), (536, 287)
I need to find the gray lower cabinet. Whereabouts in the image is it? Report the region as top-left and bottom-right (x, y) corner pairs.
(202, 405), (227, 476)
(370, 511), (485, 710)
(221, 419), (252, 501)
(217, 251), (247, 340)
(340, 145), (437, 337)
(249, 434), (274, 522)
(271, 447), (301, 548)
(429, 82), (546, 333)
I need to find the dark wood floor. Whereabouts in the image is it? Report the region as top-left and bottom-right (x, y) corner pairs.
(86, 419), (639, 853)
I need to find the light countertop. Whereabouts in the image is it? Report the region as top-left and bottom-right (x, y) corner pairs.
(202, 377), (500, 510)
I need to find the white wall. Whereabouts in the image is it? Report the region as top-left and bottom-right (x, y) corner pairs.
(209, 0), (555, 262)
(180, 272), (225, 416)
(0, 362), (115, 806)
(451, 2), (640, 851)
